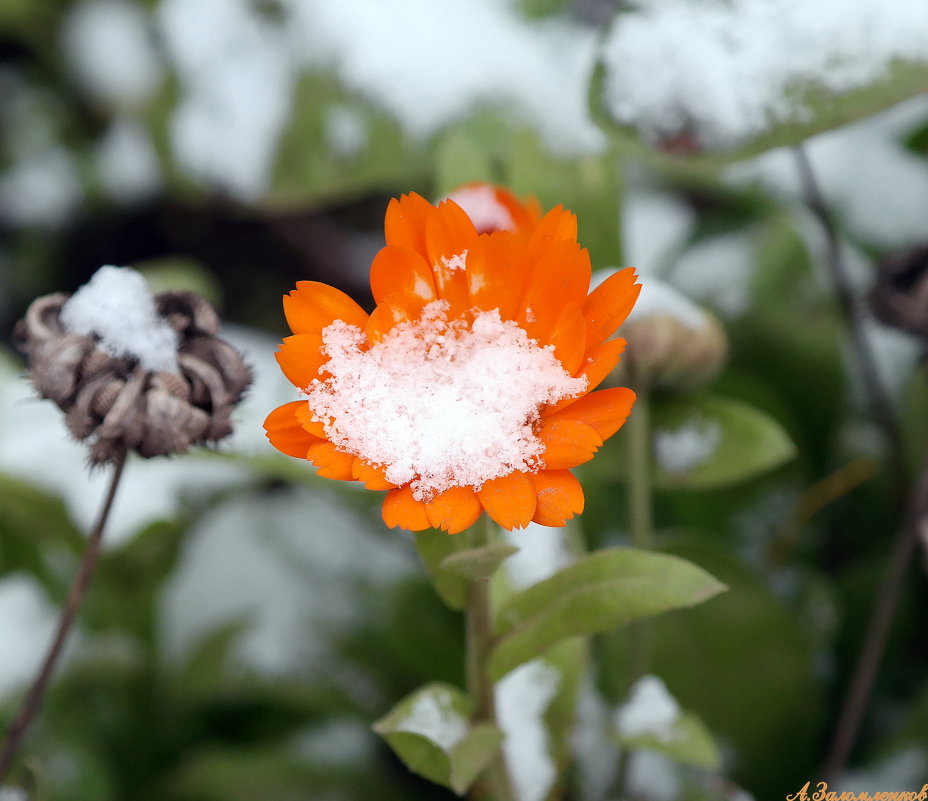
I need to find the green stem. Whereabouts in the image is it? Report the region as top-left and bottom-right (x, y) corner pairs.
(617, 391), (654, 792)
(466, 519), (515, 801)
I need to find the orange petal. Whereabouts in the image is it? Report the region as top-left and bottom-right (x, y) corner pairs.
(353, 458), (397, 490)
(275, 333), (327, 390)
(530, 469), (585, 527)
(384, 192), (433, 258)
(544, 337), (627, 415)
(294, 401), (328, 438)
(382, 485), (431, 531)
(583, 268), (641, 350)
(547, 303), (586, 375)
(264, 401), (321, 458)
(477, 472), (537, 530)
(425, 486), (482, 534)
(527, 206), (578, 256)
(306, 441), (355, 480)
(466, 231), (528, 320)
(365, 290), (429, 344)
(544, 387), (636, 441)
(370, 246), (437, 305)
(538, 419), (603, 469)
(283, 281), (368, 336)
(426, 201), (477, 317)
(518, 240), (591, 339)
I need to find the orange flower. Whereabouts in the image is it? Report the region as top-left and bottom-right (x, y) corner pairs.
(265, 186), (640, 534)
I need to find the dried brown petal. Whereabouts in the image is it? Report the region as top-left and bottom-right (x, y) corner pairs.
(15, 280), (252, 465)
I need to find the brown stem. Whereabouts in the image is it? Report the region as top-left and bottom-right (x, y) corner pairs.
(820, 458), (928, 782)
(793, 146), (908, 501)
(795, 146), (919, 782)
(0, 449), (127, 784)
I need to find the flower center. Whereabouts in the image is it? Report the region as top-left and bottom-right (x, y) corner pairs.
(305, 301), (587, 500)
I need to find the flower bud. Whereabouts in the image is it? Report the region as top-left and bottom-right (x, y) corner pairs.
(605, 274), (728, 391)
(14, 266), (252, 464)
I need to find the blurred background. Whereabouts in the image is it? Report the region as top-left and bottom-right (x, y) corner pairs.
(2, 1), (928, 799)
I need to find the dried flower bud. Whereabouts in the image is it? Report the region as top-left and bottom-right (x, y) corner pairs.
(604, 274), (728, 392)
(870, 244), (928, 344)
(14, 268), (252, 465)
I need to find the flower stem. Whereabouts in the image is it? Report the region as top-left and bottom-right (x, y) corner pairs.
(0, 448), (127, 784)
(466, 519), (515, 801)
(617, 391), (654, 791)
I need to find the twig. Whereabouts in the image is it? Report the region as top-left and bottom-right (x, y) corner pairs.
(820, 458), (928, 782)
(0, 449), (128, 784)
(793, 146), (915, 782)
(793, 146), (908, 500)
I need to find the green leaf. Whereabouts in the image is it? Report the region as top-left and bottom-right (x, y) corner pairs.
(651, 393), (796, 490)
(433, 130), (496, 198)
(414, 530), (477, 609)
(617, 711), (721, 770)
(373, 683), (503, 795)
(488, 548), (726, 680)
(591, 37), (928, 163)
(440, 543), (519, 581)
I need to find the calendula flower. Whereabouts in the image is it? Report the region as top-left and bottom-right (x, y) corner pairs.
(265, 186), (640, 534)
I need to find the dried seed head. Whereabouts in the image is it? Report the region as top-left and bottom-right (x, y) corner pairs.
(16, 277), (252, 465)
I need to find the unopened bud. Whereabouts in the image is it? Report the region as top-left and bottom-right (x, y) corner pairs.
(14, 266), (252, 465)
(608, 275), (728, 391)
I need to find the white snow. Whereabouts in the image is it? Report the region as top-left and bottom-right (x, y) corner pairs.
(626, 750), (681, 801)
(496, 659), (560, 801)
(572, 678), (619, 801)
(621, 190), (694, 276)
(395, 687), (469, 750)
(158, 0), (295, 199)
(0, 148), (82, 228)
(60, 266), (179, 373)
(623, 276), (710, 332)
(0, 788), (29, 801)
(160, 486), (414, 676)
(306, 301), (587, 500)
(447, 185), (516, 234)
(600, 0), (928, 151)
(836, 747), (927, 793)
(95, 117), (161, 202)
(615, 675), (681, 742)
(284, 0), (604, 156)
(62, 0), (163, 109)
(653, 420), (723, 475)
(669, 233), (754, 319)
(0, 574), (60, 698)
(503, 523), (572, 590)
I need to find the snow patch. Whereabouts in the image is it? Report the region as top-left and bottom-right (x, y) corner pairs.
(616, 675), (681, 742)
(496, 659), (560, 801)
(601, 0), (928, 150)
(0, 148), (82, 228)
(0, 574), (60, 698)
(62, 0), (162, 108)
(670, 233), (754, 319)
(395, 688), (468, 750)
(503, 523), (571, 590)
(306, 301), (587, 500)
(325, 105), (368, 158)
(60, 266), (179, 373)
(654, 419), (722, 475)
(625, 277), (710, 332)
(447, 185), (515, 233)
(95, 117), (161, 202)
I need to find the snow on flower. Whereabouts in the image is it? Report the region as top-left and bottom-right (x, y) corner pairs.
(264, 183), (641, 533)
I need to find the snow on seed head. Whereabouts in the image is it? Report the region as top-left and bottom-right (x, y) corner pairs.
(60, 265), (179, 373)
